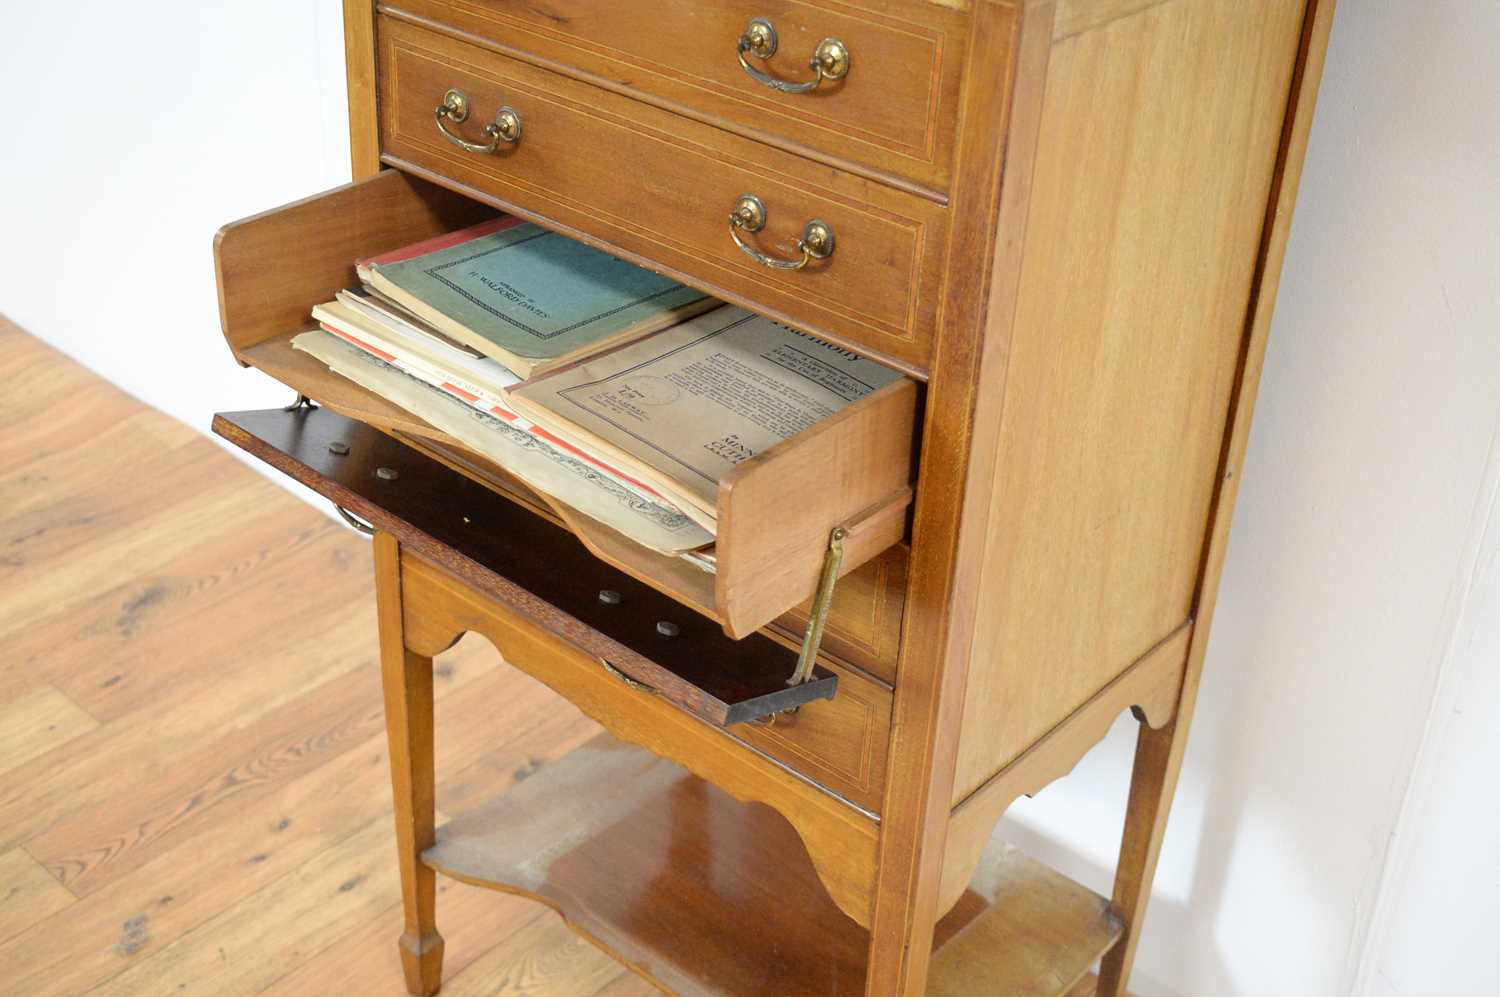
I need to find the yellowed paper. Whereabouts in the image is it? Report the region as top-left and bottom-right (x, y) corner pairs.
(507, 306), (904, 524)
(292, 330), (713, 554)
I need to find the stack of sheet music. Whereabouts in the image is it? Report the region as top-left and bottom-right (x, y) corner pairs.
(293, 217), (903, 565)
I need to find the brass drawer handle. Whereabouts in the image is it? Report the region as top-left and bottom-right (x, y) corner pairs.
(729, 195), (835, 272)
(736, 17), (850, 94)
(434, 88), (521, 153)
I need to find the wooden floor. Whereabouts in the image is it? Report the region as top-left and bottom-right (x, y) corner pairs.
(0, 319), (1115, 996)
(0, 318), (654, 995)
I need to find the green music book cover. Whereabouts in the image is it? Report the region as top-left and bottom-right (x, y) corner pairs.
(358, 216), (711, 377)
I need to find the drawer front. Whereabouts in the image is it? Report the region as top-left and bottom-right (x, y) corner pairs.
(376, 15), (948, 374)
(382, 0), (968, 196)
(400, 548), (892, 812)
(396, 521), (888, 809)
(734, 659), (891, 812)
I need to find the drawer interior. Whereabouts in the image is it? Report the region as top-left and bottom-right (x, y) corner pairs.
(214, 169), (920, 651)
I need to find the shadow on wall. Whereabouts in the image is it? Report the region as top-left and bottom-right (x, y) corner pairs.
(998, 757), (1237, 997)
(995, 557), (1348, 997)
(998, 482), (1396, 997)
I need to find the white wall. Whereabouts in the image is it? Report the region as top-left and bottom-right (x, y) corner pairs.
(2, 3), (1496, 996)
(1357, 468), (1500, 997)
(1003, 2), (1500, 995)
(0, 1), (351, 489)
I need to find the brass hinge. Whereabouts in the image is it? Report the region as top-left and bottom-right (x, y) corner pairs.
(787, 526), (847, 687)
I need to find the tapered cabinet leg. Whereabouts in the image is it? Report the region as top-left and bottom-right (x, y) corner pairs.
(1095, 718), (1185, 996)
(374, 532), (445, 996)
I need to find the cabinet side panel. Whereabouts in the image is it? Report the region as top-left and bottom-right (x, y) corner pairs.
(344, 0), (381, 177)
(954, 0), (1310, 802)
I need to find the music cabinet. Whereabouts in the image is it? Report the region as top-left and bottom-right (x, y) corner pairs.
(211, 1), (1336, 992)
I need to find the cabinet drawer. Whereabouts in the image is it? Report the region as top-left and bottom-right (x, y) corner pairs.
(381, 0), (968, 197)
(402, 554), (892, 813)
(375, 14), (948, 375)
(214, 169), (915, 665)
(213, 406), (891, 810)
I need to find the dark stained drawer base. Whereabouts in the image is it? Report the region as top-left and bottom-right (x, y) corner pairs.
(212, 406), (836, 726)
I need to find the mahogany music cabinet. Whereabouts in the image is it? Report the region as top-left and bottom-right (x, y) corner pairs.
(210, 1), (1336, 993)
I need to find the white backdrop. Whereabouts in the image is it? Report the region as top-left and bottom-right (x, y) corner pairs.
(0, 1), (352, 499)
(2, 3), (1496, 995)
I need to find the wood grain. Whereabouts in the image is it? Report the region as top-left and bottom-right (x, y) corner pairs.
(863, 3), (1033, 992)
(1053, 0), (1172, 39)
(927, 831), (1122, 996)
(423, 733), (871, 996)
(214, 169), (492, 355)
(343, 0), (382, 176)
(0, 536), (373, 864)
(374, 531), (445, 996)
(203, 0), (1339, 988)
(8, 513), (355, 723)
(0, 639), (524, 997)
(953, 0), (1314, 804)
(86, 818), (405, 997)
(0, 849), (74, 946)
(23, 662), (391, 897)
(1095, 1), (1339, 991)
(0, 687), (97, 775)
(0, 320), (654, 995)
(717, 378), (916, 638)
(0, 449), (270, 638)
(425, 731), (1123, 997)
(376, 15), (950, 375)
(381, 0), (969, 198)
(940, 624), (1189, 913)
(260, 875), (555, 997)
(438, 913), (632, 995)
(398, 555), (884, 926)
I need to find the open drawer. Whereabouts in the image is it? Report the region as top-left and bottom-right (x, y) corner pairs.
(214, 168), (918, 648)
(215, 405), (856, 729)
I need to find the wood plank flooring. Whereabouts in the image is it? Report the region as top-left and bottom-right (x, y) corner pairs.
(0, 318), (1117, 996)
(0, 317), (653, 995)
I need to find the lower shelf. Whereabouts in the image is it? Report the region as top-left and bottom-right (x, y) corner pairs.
(423, 732), (1122, 996)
